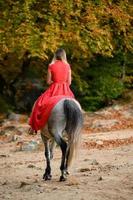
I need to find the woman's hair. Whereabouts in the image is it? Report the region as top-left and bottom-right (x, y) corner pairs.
(51, 48), (68, 64)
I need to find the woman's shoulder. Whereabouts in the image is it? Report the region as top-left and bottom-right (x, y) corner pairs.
(49, 61), (71, 70)
(48, 63), (54, 70)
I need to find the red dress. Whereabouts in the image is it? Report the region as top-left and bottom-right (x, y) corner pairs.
(29, 60), (74, 131)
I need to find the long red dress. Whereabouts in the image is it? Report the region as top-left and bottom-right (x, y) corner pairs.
(29, 60), (74, 131)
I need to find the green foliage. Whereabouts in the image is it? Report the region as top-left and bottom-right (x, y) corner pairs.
(74, 56), (125, 111)
(0, 95), (13, 113)
(96, 76), (124, 99)
(79, 96), (104, 111)
(123, 53), (133, 88)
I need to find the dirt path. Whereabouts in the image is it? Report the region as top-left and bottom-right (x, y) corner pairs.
(0, 129), (133, 200)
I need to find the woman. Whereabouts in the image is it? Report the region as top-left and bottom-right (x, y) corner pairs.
(29, 48), (74, 132)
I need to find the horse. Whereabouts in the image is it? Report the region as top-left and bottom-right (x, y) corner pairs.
(40, 98), (83, 181)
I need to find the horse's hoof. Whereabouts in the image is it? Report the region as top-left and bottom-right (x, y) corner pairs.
(65, 171), (69, 175)
(59, 175), (67, 182)
(43, 174), (52, 181)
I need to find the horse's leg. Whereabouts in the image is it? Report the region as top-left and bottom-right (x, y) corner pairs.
(55, 137), (68, 181)
(65, 149), (70, 175)
(41, 133), (52, 180)
(50, 139), (56, 160)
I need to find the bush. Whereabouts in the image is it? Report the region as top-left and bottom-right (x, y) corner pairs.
(73, 56), (125, 111)
(80, 96), (104, 111)
(0, 95), (13, 113)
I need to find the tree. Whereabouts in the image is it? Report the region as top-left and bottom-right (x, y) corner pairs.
(0, 0), (133, 111)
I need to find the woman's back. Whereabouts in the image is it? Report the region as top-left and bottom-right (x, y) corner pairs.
(49, 60), (70, 83)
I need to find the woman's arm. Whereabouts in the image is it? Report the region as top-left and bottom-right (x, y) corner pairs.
(67, 69), (72, 85)
(46, 69), (53, 85)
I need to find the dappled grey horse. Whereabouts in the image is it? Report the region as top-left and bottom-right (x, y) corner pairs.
(41, 98), (83, 181)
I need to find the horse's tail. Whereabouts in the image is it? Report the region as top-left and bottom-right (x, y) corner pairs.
(64, 99), (83, 167)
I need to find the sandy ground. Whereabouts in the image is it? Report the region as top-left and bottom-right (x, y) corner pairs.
(0, 128), (133, 200)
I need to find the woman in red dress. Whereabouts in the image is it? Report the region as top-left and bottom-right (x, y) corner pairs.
(29, 48), (74, 132)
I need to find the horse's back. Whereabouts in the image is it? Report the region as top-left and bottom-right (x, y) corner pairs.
(49, 98), (81, 122)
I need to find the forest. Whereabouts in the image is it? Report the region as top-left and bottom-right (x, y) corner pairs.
(0, 0), (133, 113)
